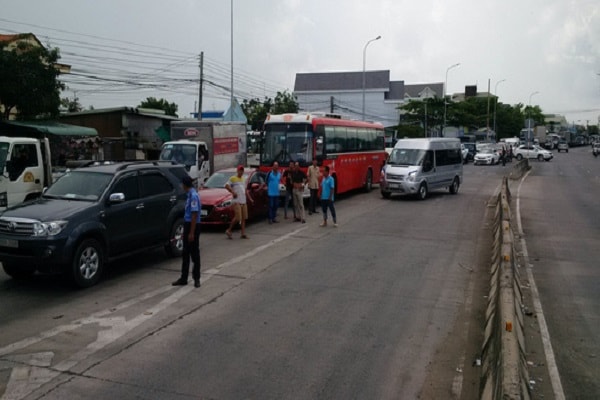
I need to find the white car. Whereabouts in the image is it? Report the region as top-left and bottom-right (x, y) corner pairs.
(473, 148), (500, 165)
(514, 144), (553, 161)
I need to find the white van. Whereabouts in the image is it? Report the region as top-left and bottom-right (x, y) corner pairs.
(380, 138), (463, 200)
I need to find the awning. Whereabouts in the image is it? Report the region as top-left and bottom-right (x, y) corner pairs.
(0, 120), (98, 136)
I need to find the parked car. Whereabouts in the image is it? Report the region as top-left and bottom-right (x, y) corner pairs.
(460, 144), (469, 164)
(557, 139), (569, 153)
(199, 168), (268, 225)
(463, 142), (476, 163)
(514, 145), (553, 161)
(0, 161), (189, 287)
(473, 148), (500, 165)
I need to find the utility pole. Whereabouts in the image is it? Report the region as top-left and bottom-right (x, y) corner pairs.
(330, 96), (334, 113)
(198, 52), (204, 121)
(486, 79), (491, 140)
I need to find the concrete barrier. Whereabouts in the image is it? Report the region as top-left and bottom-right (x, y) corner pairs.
(480, 177), (531, 399)
(509, 159), (530, 180)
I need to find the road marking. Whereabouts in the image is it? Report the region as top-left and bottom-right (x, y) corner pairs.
(203, 226), (309, 278)
(516, 170), (566, 400)
(0, 285), (193, 400)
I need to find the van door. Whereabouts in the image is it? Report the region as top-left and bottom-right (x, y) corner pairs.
(6, 142), (44, 206)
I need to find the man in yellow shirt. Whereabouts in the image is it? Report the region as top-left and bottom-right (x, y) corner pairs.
(306, 158), (320, 214)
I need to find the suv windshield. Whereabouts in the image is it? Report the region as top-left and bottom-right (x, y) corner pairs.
(44, 171), (113, 201)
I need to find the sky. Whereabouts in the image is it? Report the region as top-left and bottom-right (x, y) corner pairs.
(1, 0), (599, 125)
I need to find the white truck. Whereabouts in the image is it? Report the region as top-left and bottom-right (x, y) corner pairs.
(0, 136), (53, 210)
(159, 121), (247, 185)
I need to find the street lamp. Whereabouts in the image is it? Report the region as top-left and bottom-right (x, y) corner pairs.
(493, 79), (506, 136)
(443, 63), (460, 136)
(362, 35), (381, 121)
(527, 91), (539, 145)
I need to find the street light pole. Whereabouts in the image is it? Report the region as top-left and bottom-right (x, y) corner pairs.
(493, 79), (506, 136)
(527, 91), (539, 146)
(443, 63), (460, 136)
(362, 35), (381, 121)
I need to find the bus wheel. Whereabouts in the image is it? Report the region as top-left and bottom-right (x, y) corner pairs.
(363, 169), (373, 192)
(416, 183), (428, 200)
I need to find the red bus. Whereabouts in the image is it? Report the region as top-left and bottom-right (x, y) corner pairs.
(259, 113), (386, 195)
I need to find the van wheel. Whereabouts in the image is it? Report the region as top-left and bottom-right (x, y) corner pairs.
(363, 169), (373, 192)
(381, 190), (391, 199)
(165, 218), (184, 257)
(416, 183), (428, 200)
(3, 263), (35, 280)
(449, 177), (460, 194)
(71, 239), (104, 288)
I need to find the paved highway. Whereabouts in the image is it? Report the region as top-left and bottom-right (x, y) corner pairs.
(1, 154), (580, 400)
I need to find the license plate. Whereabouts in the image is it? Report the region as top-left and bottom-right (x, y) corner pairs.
(388, 183), (400, 189)
(0, 238), (18, 248)
(201, 209), (208, 216)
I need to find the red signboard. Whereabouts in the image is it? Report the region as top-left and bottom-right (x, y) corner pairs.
(183, 128), (199, 137)
(213, 137), (239, 155)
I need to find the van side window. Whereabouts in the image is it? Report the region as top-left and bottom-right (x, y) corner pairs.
(422, 150), (434, 172)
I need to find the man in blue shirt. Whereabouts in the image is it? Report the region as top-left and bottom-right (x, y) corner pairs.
(173, 175), (202, 288)
(319, 166), (337, 227)
(266, 161), (282, 224)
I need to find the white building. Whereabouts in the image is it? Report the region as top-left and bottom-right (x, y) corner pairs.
(293, 70), (443, 128)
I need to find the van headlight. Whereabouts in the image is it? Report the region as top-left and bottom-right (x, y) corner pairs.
(33, 221), (68, 236)
(407, 171), (417, 182)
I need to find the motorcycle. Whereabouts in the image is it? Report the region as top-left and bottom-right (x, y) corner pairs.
(593, 143), (600, 157)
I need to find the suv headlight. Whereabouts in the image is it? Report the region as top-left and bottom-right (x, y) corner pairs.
(33, 221), (68, 236)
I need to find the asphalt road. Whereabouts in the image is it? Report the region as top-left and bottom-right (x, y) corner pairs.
(0, 159), (523, 400)
(516, 145), (600, 400)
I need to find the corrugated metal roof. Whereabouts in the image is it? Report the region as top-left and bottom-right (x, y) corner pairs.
(0, 120), (98, 136)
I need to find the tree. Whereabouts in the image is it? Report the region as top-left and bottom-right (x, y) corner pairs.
(0, 37), (64, 120)
(241, 90), (299, 130)
(138, 97), (178, 117)
(61, 94), (83, 113)
(397, 97), (444, 137)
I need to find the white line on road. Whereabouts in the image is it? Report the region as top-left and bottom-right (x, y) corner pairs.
(516, 170), (565, 400)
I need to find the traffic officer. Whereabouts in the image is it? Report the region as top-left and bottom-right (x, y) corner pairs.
(172, 175), (202, 288)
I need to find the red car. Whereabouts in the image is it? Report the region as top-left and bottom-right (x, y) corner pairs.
(199, 168), (269, 225)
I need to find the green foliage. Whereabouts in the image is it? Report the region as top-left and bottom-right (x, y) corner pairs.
(139, 97), (178, 117)
(0, 38), (64, 120)
(396, 94), (547, 140)
(61, 95), (83, 113)
(241, 90), (299, 130)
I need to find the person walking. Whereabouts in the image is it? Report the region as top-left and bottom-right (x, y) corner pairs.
(225, 165), (253, 239)
(266, 161), (281, 224)
(291, 161), (307, 223)
(282, 161), (295, 220)
(319, 166), (337, 227)
(173, 175), (202, 288)
(306, 158), (320, 214)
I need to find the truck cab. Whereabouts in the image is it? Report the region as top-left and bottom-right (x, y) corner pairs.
(0, 136), (52, 210)
(159, 140), (210, 185)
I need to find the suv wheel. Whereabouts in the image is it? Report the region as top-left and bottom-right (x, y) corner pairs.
(516, 154), (523, 161)
(3, 263), (35, 280)
(165, 217), (184, 257)
(537, 154), (544, 161)
(71, 239), (104, 288)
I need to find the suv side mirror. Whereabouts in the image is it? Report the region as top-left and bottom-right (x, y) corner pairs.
(109, 193), (125, 203)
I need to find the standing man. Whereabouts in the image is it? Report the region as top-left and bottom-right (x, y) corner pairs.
(306, 158), (320, 214)
(173, 175), (202, 288)
(291, 161), (307, 223)
(282, 161), (295, 220)
(319, 166), (337, 227)
(266, 161), (282, 224)
(225, 165), (253, 239)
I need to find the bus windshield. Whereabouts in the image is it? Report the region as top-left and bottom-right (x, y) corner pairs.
(260, 123), (314, 166)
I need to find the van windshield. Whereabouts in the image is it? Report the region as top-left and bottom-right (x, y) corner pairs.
(388, 148), (426, 166)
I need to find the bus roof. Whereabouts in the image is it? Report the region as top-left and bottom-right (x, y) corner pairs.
(265, 113), (384, 129)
